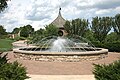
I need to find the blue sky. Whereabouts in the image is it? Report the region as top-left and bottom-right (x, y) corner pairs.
(0, 0), (120, 32)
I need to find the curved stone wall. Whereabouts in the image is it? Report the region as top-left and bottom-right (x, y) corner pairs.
(13, 48), (108, 62)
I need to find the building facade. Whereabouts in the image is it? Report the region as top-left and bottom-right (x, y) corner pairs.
(51, 8), (67, 36)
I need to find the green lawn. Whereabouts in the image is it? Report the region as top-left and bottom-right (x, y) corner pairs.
(0, 39), (14, 52)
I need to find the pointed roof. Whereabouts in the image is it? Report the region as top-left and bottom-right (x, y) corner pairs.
(51, 8), (66, 28)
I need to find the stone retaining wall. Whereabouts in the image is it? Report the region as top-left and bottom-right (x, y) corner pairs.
(14, 53), (108, 62)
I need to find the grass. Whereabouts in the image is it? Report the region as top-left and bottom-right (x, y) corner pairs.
(0, 39), (14, 52)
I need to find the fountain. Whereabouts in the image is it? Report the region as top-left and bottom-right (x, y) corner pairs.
(50, 37), (69, 52)
(13, 35), (108, 62)
(13, 8), (108, 62)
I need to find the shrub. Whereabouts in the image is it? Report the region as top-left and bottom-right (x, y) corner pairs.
(14, 36), (26, 41)
(91, 41), (104, 48)
(0, 35), (9, 39)
(92, 41), (120, 52)
(0, 53), (29, 80)
(104, 41), (120, 52)
(93, 60), (120, 80)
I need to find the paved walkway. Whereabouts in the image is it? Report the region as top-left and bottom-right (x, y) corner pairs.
(12, 40), (28, 47)
(12, 40), (36, 48)
(7, 52), (120, 80)
(26, 75), (95, 80)
(8, 52), (120, 75)
(10, 41), (120, 80)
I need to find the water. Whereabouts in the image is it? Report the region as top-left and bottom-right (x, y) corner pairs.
(27, 36), (96, 52)
(50, 37), (69, 52)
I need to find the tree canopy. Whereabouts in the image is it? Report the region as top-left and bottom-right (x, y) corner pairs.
(45, 24), (59, 36)
(12, 25), (34, 38)
(0, 0), (8, 12)
(112, 14), (120, 36)
(91, 17), (112, 42)
(0, 25), (7, 37)
(64, 18), (89, 37)
(12, 28), (19, 34)
(20, 25), (34, 37)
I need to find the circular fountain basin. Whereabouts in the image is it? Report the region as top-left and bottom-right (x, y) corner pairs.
(13, 47), (108, 62)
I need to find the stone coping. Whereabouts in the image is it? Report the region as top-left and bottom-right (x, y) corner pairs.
(13, 48), (108, 56)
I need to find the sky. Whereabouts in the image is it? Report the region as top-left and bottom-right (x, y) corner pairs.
(0, 0), (120, 32)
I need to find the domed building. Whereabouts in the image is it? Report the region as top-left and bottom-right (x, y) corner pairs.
(51, 8), (67, 36)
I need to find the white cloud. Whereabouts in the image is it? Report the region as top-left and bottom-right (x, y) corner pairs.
(115, 7), (120, 13)
(95, 9), (112, 15)
(0, 0), (120, 32)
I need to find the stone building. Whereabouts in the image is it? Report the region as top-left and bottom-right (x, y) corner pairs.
(51, 8), (67, 36)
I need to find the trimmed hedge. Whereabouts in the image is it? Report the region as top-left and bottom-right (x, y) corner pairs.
(92, 41), (103, 48)
(104, 41), (120, 52)
(93, 60), (120, 80)
(92, 41), (120, 52)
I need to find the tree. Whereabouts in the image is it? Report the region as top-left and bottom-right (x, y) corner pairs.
(105, 32), (118, 42)
(83, 30), (96, 42)
(64, 20), (71, 34)
(112, 14), (120, 36)
(76, 19), (89, 36)
(32, 28), (45, 42)
(91, 17), (112, 42)
(20, 25), (34, 37)
(0, 25), (7, 38)
(30, 24), (58, 44)
(45, 24), (59, 36)
(34, 28), (45, 36)
(12, 28), (20, 34)
(64, 18), (89, 37)
(0, 0), (8, 12)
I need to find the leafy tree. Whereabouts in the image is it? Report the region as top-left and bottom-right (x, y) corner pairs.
(105, 32), (118, 42)
(64, 20), (71, 34)
(83, 30), (96, 42)
(30, 24), (58, 43)
(112, 14), (120, 37)
(0, 25), (7, 38)
(0, 0), (8, 12)
(31, 28), (45, 43)
(45, 24), (59, 36)
(34, 28), (45, 36)
(91, 17), (112, 42)
(0, 53), (29, 80)
(12, 28), (20, 34)
(20, 25), (34, 37)
(64, 18), (89, 37)
(20, 27), (27, 37)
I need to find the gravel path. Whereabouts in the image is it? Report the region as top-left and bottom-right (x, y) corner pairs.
(7, 52), (120, 75)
